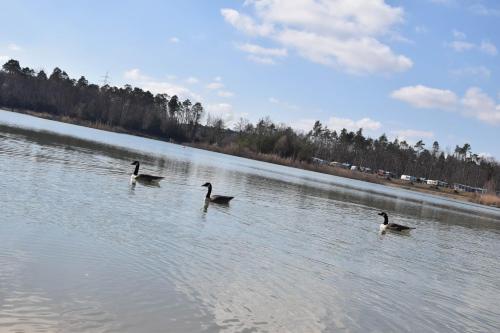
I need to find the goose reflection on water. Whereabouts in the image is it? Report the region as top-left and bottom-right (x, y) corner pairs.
(202, 197), (233, 213)
(203, 198), (209, 213)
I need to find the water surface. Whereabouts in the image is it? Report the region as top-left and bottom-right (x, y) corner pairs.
(1, 110), (499, 332)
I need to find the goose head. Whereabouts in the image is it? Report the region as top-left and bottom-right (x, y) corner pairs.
(131, 160), (140, 165)
(378, 212), (389, 224)
(201, 182), (212, 188)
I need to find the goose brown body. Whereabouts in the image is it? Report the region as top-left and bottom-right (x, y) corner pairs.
(130, 161), (164, 183)
(202, 182), (234, 204)
(378, 212), (415, 232)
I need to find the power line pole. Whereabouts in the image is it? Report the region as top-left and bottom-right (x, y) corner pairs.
(101, 71), (111, 86)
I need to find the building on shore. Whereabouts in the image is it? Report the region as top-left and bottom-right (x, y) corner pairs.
(377, 169), (396, 178)
(453, 183), (486, 194)
(401, 175), (417, 182)
(330, 161), (351, 169)
(427, 180), (449, 187)
(312, 157), (328, 165)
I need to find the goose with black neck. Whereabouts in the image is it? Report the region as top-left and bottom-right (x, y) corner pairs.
(130, 161), (164, 184)
(378, 212), (415, 233)
(202, 182), (234, 204)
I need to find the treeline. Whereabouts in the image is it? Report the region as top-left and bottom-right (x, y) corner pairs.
(228, 119), (499, 190)
(304, 122), (499, 190)
(0, 60), (498, 190)
(0, 60), (203, 142)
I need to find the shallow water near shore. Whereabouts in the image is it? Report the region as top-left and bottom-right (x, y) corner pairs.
(1, 109), (500, 332)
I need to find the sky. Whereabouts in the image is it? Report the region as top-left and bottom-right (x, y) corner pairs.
(0, 0), (499, 158)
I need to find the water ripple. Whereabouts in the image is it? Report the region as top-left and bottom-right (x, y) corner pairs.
(1, 113), (500, 332)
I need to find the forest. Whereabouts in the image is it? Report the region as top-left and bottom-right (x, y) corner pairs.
(1, 59), (498, 191)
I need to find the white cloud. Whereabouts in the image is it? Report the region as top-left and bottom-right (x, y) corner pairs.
(392, 84), (500, 125)
(124, 68), (146, 81)
(452, 29), (466, 40)
(480, 41), (498, 56)
(237, 43), (288, 65)
(429, 0), (454, 4)
(276, 29), (412, 74)
(169, 37), (180, 43)
(290, 116), (381, 133)
(450, 66), (490, 79)
(268, 97), (298, 110)
(0, 55), (10, 63)
(221, 8), (273, 36)
(355, 117), (383, 131)
(222, 1), (413, 74)
(123, 68), (202, 101)
(461, 87), (500, 124)
(206, 103), (234, 122)
(142, 81), (201, 100)
(218, 90), (234, 98)
(415, 25), (428, 34)
(123, 70), (238, 109)
(269, 97), (299, 111)
(7, 43), (21, 51)
(237, 43), (287, 57)
(391, 85), (458, 109)
(468, 4), (500, 16)
(206, 77), (236, 96)
(205, 103), (248, 127)
(290, 118), (317, 132)
(388, 32), (414, 44)
(247, 55), (276, 64)
(328, 116), (381, 131)
(206, 82), (224, 90)
(448, 40), (475, 52)
(447, 38), (497, 56)
(250, 0), (403, 36)
(429, 0), (500, 20)
(185, 76), (199, 84)
(392, 129), (434, 140)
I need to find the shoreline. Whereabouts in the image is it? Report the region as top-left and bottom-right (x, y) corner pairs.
(3, 108), (499, 209)
(187, 142), (498, 208)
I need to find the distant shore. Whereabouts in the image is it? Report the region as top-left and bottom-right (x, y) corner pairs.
(187, 142), (499, 208)
(4, 108), (500, 209)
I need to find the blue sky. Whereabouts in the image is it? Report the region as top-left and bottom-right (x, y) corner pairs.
(1, 0), (499, 158)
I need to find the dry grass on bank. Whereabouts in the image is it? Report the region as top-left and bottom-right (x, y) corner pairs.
(190, 142), (383, 185)
(477, 194), (500, 207)
(199, 143), (500, 208)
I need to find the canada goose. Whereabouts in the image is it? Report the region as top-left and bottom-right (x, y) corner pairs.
(378, 212), (415, 232)
(130, 161), (164, 184)
(202, 182), (234, 204)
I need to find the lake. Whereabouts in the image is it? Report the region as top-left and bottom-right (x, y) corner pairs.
(1, 109), (499, 333)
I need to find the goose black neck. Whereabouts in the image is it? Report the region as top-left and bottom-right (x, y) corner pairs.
(133, 163), (140, 175)
(383, 215), (388, 224)
(206, 184), (212, 198)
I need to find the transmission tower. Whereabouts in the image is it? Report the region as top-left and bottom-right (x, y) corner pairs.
(101, 71), (111, 85)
